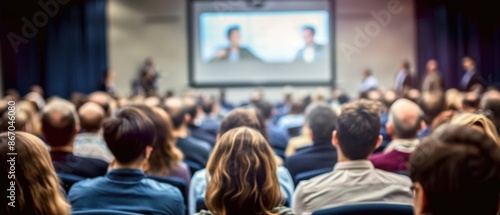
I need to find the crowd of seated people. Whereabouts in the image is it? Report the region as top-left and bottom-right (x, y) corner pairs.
(1, 82), (500, 215)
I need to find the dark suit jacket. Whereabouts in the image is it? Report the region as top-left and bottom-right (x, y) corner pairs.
(211, 47), (261, 62)
(460, 72), (483, 92)
(285, 142), (337, 180)
(51, 151), (108, 178)
(395, 72), (413, 94)
(294, 43), (327, 62)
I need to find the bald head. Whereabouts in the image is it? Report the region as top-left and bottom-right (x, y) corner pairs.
(78, 102), (105, 133)
(388, 99), (422, 139)
(42, 99), (79, 147)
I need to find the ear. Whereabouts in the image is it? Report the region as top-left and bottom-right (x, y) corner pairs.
(216, 133), (220, 142)
(184, 114), (191, 123)
(144, 146), (153, 159)
(332, 130), (339, 147)
(309, 129), (315, 142)
(75, 125), (81, 135)
(414, 182), (429, 215)
(375, 135), (383, 150)
(386, 122), (394, 137)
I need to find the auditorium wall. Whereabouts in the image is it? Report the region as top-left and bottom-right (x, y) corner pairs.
(107, 0), (415, 103)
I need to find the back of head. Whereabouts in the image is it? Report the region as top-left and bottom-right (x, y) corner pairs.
(182, 96), (199, 124)
(103, 107), (155, 164)
(253, 100), (273, 120)
(0, 132), (70, 214)
(88, 91), (112, 116)
(41, 99), (78, 147)
(78, 102), (105, 133)
(219, 108), (263, 137)
(206, 127), (282, 215)
(163, 97), (186, 129)
(306, 104), (337, 143)
(336, 99), (381, 160)
(482, 96), (500, 134)
(388, 99), (422, 139)
(450, 113), (500, 145)
(462, 92), (480, 112)
(409, 125), (500, 215)
(419, 92), (445, 125)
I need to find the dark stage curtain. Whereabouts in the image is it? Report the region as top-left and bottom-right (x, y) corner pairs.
(0, 0), (107, 99)
(416, 0), (500, 90)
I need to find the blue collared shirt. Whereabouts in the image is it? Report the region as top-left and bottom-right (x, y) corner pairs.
(69, 168), (185, 215)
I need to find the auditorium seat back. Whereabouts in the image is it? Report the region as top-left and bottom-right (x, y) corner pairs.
(58, 173), (86, 193)
(312, 203), (414, 215)
(147, 175), (188, 206)
(72, 209), (142, 215)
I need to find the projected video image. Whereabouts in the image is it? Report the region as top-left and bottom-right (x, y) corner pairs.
(200, 11), (329, 63)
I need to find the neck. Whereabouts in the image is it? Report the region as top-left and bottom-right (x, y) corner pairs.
(173, 126), (188, 138)
(50, 144), (74, 153)
(114, 160), (145, 169)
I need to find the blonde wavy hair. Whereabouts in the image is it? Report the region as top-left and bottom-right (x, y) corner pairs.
(0, 132), (70, 214)
(206, 127), (284, 215)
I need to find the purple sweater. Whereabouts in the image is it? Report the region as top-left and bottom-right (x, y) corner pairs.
(370, 150), (411, 173)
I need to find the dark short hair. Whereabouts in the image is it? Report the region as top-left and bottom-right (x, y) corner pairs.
(41, 106), (77, 147)
(226, 26), (240, 39)
(303, 26), (315, 35)
(253, 100), (273, 120)
(462, 92), (479, 109)
(306, 104), (337, 143)
(336, 100), (381, 160)
(103, 107), (155, 164)
(409, 125), (500, 215)
(201, 99), (214, 115)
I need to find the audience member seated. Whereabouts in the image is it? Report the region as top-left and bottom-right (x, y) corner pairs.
(42, 99), (108, 178)
(254, 100), (289, 159)
(199, 97), (221, 137)
(450, 113), (500, 144)
(285, 104), (338, 181)
(184, 96), (217, 146)
(409, 125), (500, 215)
(164, 97), (212, 168)
(376, 90), (397, 153)
(135, 105), (191, 184)
(480, 89), (500, 134)
(430, 110), (457, 130)
(370, 99), (422, 172)
(15, 100), (43, 136)
(74, 102), (113, 162)
(0, 132), (71, 215)
(196, 127), (294, 215)
(293, 100), (412, 214)
(189, 108), (294, 215)
(277, 102), (305, 136)
(418, 92), (445, 139)
(461, 91), (480, 113)
(69, 107), (185, 215)
(284, 125), (312, 156)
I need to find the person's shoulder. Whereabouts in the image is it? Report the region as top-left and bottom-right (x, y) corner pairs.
(195, 210), (213, 215)
(374, 168), (412, 185)
(70, 176), (107, 192)
(295, 170), (334, 191)
(276, 206), (295, 215)
(142, 178), (184, 199)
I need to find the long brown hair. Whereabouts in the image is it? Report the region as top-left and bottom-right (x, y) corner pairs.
(0, 132), (70, 215)
(133, 105), (183, 176)
(148, 106), (184, 175)
(206, 127), (283, 215)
